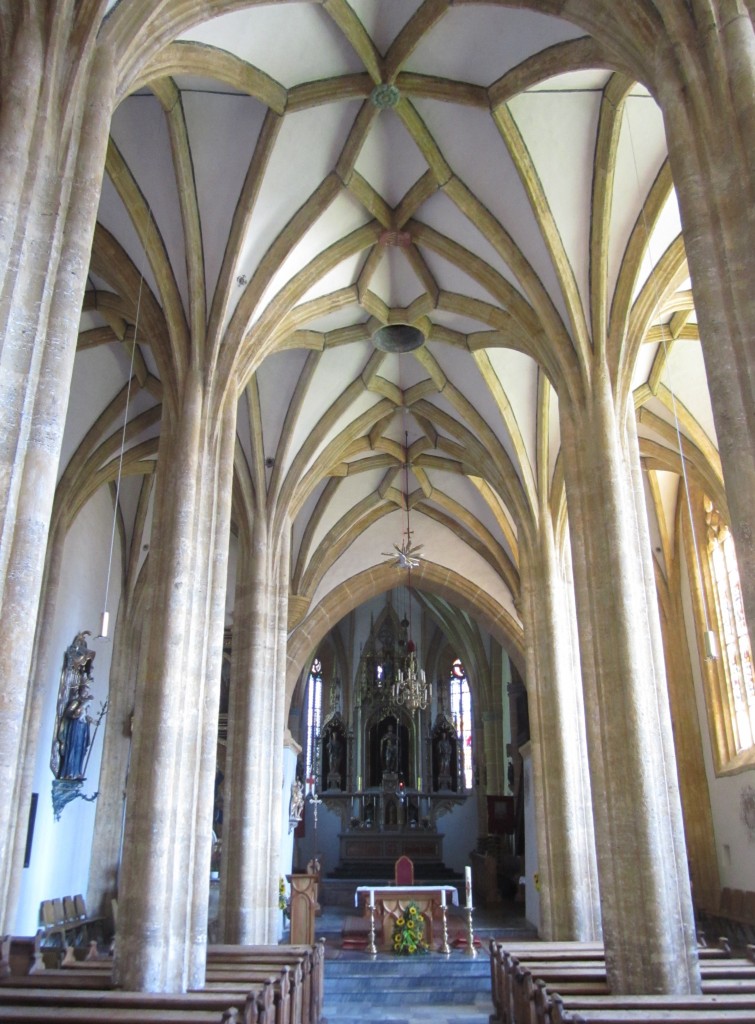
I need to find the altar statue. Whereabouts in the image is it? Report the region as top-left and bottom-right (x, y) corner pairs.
(381, 722), (398, 774)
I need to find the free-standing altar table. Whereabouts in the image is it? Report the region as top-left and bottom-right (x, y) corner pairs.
(355, 885), (459, 950)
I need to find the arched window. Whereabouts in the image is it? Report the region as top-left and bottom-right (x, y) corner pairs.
(450, 659), (473, 789)
(305, 658), (323, 780)
(707, 505), (755, 755)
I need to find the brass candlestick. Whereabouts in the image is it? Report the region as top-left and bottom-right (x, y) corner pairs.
(464, 905), (477, 957)
(439, 901), (451, 955)
(366, 902), (378, 956)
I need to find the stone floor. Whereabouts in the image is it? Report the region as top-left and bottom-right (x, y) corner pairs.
(313, 898), (536, 1023)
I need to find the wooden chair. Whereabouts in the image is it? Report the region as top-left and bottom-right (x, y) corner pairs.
(394, 855), (414, 886)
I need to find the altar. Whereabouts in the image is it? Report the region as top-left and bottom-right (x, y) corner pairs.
(355, 884), (458, 950)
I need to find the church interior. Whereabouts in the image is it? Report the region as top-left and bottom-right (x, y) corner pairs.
(3, 0), (755, 1009)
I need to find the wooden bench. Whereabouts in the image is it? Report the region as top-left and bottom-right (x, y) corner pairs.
(207, 940), (325, 1024)
(39, 895), (106, 953)
(489, 940), (755, 1024)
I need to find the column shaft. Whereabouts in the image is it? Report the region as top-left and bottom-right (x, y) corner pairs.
(114, 377), (234, 992)
(521, 519), (601, 941)
(657, 18), (755, 651)
(0, 13), (114, 921)
(561, 374), (699, 993)
(220, 517), (290, 943)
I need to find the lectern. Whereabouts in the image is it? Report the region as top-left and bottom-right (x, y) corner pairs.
(287, 872), (319, 944)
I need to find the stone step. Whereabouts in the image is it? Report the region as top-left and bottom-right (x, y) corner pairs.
(322, 953), (491, 1011)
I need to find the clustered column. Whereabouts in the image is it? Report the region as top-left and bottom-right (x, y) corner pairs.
(114, 380), (235, 992)
(520, 515), (601, 942)
(560, 370), (700, 994)
(219, 513), (291, 944)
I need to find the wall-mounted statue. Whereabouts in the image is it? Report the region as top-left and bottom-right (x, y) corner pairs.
(51, 631), (97, 780)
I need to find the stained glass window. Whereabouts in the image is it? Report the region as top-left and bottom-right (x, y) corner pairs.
(710, 526), (755, 752)
(305, 658), (323, 779)
(450, 659), (473, 788)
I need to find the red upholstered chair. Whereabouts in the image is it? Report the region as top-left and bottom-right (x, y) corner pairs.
(394, 855), (414, 886)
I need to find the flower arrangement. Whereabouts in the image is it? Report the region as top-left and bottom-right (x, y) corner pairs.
(392, 902), (429, 955)
(278, 877), (290, 918)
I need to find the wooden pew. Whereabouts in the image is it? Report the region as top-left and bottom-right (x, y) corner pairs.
(489, 940), (755, 1024)
(207, 940), (324, 1024)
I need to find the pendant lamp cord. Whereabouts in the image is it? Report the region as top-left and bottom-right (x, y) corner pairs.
(100, 208), (151, 637)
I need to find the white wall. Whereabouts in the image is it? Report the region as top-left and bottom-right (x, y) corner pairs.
(681, 547), (755, 893)
(437, 797), (479, 873)
(14, 489), (120, 933)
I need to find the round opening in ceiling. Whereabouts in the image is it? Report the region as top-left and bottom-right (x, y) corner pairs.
(372, 324), (425, 353)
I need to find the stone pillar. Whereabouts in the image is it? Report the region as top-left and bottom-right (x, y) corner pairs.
(220, 516), (290, 943)
(560, 371), (700, 993)
(656, 14), (755, 653)
(87, 587), (149, 923)
(0, 10), (115, 925)
(114, 380), (235, 992)
(520, 519), (601, 941)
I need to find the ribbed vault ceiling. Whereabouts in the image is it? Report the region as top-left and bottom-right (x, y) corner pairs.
(65, 1), (719, 669)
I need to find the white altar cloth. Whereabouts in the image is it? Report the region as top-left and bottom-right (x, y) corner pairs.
(354, 884), (459, 907)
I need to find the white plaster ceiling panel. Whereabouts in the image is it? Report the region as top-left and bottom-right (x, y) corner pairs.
(484, 348), (540, 475)
(177, 4), (363, 87)
(367, 247), (430, 309)
(418, 246), (508, 306)
(295, 252), (369, 309)
(642, 471), (667, 566)
(293, 388), (387, 486)
(283, 344), (380, 466)
(631, 339), (658, 393)
(430, 308), (494, 335)
(412, 98), (570, 328)
(631, 190), (682, 305)
(662, 341), (717, 447)
(305, 467), (390, 558)
(228, 100), (362, 332)
(136, 479), (156, 580)
(254, 191), (370, 319)
(428, 345), (523, 477)
(116, 474), (142, 557)
(377, 350), (433, 392)
(346, 0), (423, 55)
(656, 469), (680, 554)
(78, 309), (109, 333)
(303, 304), (367, 334)
(529, 70), (612, 92)
(507, 88), (601, 322)
(292, 477), (329, 561)
(122, 416), (161, 460)
(235, 383), (254, 475)
(139, 341), (160, 380)
(172, 75), (244, 94)
(86, 275), (117, 294)
(354, 109), (429, 207)
(59, 343), (139, 482)
(181, 91), (268, 302)
(407, 6), (584, 88)
(414, 190), (527, 298)
(642, 393), (694, 445)
(424, 470), (509, 551)
(607, 93), (668, 307)
(110, 96), (190, 314)
(96, 177), (160, 304)
(547, 378), (561, 488)
(253, 348), (311, 460)
(309, 508), (515, 613)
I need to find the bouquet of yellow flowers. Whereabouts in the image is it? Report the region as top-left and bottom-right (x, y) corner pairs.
(392, 902), (429, 955)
